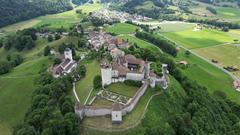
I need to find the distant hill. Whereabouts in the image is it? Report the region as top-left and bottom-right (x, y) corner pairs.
(0, 0), (73, 28)
(72, 0), (89, 5)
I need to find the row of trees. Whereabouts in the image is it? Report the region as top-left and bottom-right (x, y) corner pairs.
(135, 31), (178, 57)
(0, 54), (23, 75)
(13, 71), (80, 135)
(1, 28), (37, 51)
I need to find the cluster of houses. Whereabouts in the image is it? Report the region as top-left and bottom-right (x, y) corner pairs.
(91, 9), (152, 23)
(88, 31), (129, 50)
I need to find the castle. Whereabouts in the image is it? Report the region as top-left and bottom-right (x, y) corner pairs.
(52, 48), (77, 78)
(101, 54), (148, 86)
(101, 52), (169, 89)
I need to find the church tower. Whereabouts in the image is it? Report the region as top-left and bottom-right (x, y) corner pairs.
(64, 48), (73, 61)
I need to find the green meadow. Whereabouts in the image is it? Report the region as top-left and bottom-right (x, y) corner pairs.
(162, 28), (235, 49)
(107, 83), (139, 97)
(119, 35), (160, 52)
(216, 7), (240, 21)
(194, 44), (240, 78)
(0, 35), (80, 135)
(106, 23), (138, 35)
(174, 49), (240, 103)
(75, 60), (100, 103)
(0, 57), (49, 135)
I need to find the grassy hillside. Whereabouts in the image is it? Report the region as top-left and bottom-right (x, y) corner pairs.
(0, 0), (73, 28)
(0, 2), (103, 33)
(106, 23), (137, 35)
(162, 29), (235, 49)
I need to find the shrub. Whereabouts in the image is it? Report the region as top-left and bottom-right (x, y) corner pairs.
(124, 80), (142, 87)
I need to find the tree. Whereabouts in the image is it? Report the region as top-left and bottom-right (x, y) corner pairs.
(48, 35), (53, 42)
(55, 34), (61, 40)
(13, 124), (37, 135)
(53, 58), (61, 65)
(44, 46), (51, 56)
(77, 38), (86, 48)
(185, 50), (191, 57)
(76, 65), (86, 77)
(93, 75), (102, 89)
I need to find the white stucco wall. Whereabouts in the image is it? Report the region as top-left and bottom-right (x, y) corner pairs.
(112, 111), (122, 122)
(126, 73), (144, 81)
(101, 68), (112, 86)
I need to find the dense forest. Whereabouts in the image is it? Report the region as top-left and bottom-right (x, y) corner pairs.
(0, 0), (72, 28)
(72, 0), (89, 5)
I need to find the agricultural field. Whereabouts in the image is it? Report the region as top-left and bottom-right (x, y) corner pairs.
(136, 21), (195, 32)
(162, 28), (235, 49)
(106, 23), (138, 35)
(174, 48), (240, 104)
(75, 60), (101, 103)
(194, 44), (240, 78)
(150, 22), (240, 103)
(216, 7), (240, 22)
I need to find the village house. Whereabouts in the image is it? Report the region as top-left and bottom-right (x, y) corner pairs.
(52, 48), (77, 78)
(88, 31), (129, 51)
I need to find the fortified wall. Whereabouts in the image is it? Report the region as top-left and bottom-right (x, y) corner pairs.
(75, 81), (149, 121)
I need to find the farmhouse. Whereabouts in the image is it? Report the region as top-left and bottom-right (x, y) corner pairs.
(52, 48), (77, 78)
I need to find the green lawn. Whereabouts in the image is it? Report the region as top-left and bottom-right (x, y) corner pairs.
(119, 35), (160, 52)
(107, 83), (139, 97)
(106, 23), (138, 35)
(75, 60), (100, 103)
(162, 29), (235, 49)
(91, 99), (113, 108)
(0, 57), (49, 135)
(194, 44), (240, 78)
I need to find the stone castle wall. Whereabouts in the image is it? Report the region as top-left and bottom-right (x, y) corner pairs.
(75, 81), (149, 119)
